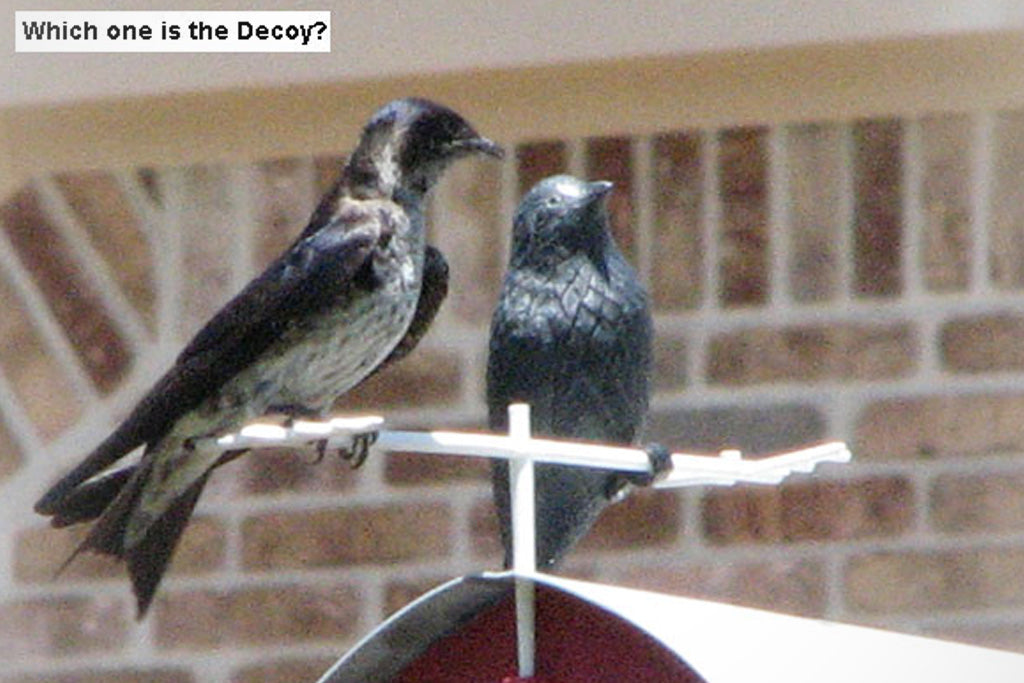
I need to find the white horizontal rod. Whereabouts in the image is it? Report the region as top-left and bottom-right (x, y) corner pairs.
(206, 414), (851, 490)
(377, 430), (652, 471)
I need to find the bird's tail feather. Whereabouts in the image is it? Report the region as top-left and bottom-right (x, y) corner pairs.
(127, 470), (210, 618)
(57, 460), (211, 618)
(56, 460), (151, 578)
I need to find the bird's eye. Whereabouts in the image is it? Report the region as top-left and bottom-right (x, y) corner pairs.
(546, 196), (561, 208)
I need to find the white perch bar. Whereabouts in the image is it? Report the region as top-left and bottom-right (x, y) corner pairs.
(208, 414), (851, 489)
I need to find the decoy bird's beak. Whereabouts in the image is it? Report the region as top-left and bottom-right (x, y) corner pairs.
(586, 180), (614, 201)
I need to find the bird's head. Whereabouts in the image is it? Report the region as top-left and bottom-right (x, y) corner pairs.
(511, 175), (614, 269)
(348, 97), (504, 200)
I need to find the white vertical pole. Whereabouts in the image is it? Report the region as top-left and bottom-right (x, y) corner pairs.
(508, 402), (536, 677)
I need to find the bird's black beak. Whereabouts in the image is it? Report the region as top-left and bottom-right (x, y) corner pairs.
(457, 136), (505, 159)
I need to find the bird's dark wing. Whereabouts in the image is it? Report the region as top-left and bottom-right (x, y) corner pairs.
(486, 273), (560, 435)
(46, 466), (135, 528)
(551, 257), (653, 444)
(43, 444), (249, 528)
(488, 259), (652, 440)
(36, 204), (386, 515)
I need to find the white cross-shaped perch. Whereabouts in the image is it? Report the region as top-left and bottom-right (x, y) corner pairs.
(212, 410), (851, 491)
(209, 404), (851, 679)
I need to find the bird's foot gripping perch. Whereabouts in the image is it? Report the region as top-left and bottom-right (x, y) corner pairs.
(274, 412), (381, 469)
(312, 431), (379, 468)
(605, 443), (673, 499)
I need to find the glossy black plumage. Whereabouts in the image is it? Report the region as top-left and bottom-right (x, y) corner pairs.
(35, 97), (502, 617)
(487, 175), (655, 569)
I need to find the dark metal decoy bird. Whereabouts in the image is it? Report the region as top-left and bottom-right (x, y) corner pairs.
(487, 174), (668, 569)
(34, 97), (503, 617)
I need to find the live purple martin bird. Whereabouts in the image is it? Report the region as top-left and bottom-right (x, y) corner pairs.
(487, 175), (669, 569)
(34, 97), (503, 617)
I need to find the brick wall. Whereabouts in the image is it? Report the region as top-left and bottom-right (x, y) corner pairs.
(4, 108), (1024, 681)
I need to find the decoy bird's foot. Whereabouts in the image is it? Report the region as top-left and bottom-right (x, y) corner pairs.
(623, 442), (673, 487)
